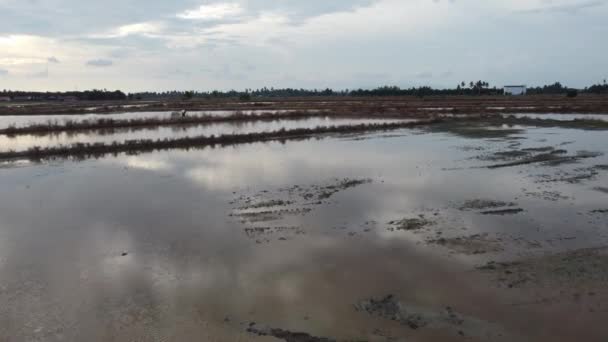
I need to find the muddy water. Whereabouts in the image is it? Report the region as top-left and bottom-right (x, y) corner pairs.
(0, 124), (607, 341)
(0, 117), (407, 152)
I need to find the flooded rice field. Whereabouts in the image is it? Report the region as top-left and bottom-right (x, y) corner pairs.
(0, 117), (405, 152)
(0, 110), (301, 130)
(0, 113), (607, 341)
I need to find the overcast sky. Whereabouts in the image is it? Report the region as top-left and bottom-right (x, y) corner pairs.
(1, 0), (607, 91)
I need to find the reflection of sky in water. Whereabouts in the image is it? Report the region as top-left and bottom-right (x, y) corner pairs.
(0, 117), (406, 152)
(0, 126), (607, 340)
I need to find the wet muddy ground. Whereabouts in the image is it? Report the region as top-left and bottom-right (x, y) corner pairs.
(0, 114), (607, 341)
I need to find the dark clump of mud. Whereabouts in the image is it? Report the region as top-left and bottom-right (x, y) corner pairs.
(246, 324), (335, 342)
(475, 143), (604, 171)
(485, 150), (601, 169)
(230, 208), (312, 223)
(387, 216), (433, 231)
(355, 295), (429, 330)
(236, 199), (294, 210)
(590, 209), (608, 214)
(458, 199), (517, 211)
(313, 178), (372, 200)
(456, 199), (523, 215)
(523, 190), (569, 201)
(593, 186), (608, 194)
(480, 208), (525, 216)
(244, 226), (305, 241)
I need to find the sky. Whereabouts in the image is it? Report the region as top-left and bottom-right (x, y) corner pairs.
(0, 0), (607, 91)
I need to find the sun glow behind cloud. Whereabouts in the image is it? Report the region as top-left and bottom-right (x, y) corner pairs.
(176, 3), (243, 20)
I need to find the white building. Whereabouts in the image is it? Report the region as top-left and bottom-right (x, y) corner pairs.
(504, 85), (527, 96)
(0, 96), (11, 102)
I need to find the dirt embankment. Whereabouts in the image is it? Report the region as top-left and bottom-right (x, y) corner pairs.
(3, 95), (608, 116)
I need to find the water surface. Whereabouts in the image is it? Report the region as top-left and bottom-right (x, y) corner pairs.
(0, 124), (607, 341)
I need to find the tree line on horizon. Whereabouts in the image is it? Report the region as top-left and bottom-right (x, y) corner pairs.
(0, 89), (127, 101)
(2, 80), (608, 101)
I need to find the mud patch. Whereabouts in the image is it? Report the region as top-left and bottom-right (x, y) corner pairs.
(356, 295), (431, 330)
(246, 323), (335, 342)
(428, 233), (504, 255)
(292, 178), (373, 201)
(458, 199), (517, 211)
(474, 143), (603, 170)
(535, 164), (605, 184)
(456, 199), (522, 215)
(477, 247), (608, 290)
(590, 209), (608, 214)
(523, 190), (570, 201)
(485, 150), (601, 169)
(235, 200), (294, 210)
(593, 187), (608, 194)
(480, 208), (525, 216)
(244, 226), (306, 243)
(474, 145), (558, 164)
(387, 216), (434, 231)
(230, 208), (311, 224)
(230, 178), (373, 241)
(355, 295), (511, 339)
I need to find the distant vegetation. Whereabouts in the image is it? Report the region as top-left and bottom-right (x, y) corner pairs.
(2, 80), (607, 102)
(129, 81), (608, 99)
(586, 80), (608, 94)
(1, 89), (127, 101)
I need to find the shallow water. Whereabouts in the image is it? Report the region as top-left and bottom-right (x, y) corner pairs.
(0, 124), (607, 341)
(0, 117), (406, 152)
(509, 113), (608, 121)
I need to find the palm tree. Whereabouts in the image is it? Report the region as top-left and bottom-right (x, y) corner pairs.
(474, 80), (482, 95)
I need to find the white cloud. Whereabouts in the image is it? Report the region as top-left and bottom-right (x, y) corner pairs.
(176, 3), (243, 20)
(113, 21), (165, 37)
(86, 58), (113, 67)
(492, 0), (605, 13)
(1, 0), (607, 90)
